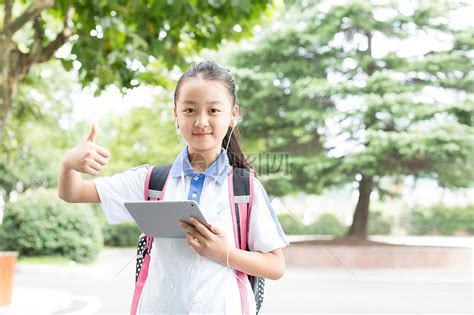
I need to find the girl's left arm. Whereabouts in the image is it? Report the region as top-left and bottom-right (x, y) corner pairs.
(227, 246), (285, 280)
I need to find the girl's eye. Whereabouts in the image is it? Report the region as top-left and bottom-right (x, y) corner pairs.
(184, 108), (195, 113)
(210, 109), (220, 113)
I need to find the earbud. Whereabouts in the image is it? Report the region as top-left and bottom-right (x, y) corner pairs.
(230, 117), (237, 128)
(175, 118), (179, 129)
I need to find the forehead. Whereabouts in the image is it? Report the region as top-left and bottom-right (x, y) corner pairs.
(177, 77), (233, 106)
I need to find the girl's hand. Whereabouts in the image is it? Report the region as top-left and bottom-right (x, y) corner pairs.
(179, 217), (228, 265)
(62, 123), (110, 176)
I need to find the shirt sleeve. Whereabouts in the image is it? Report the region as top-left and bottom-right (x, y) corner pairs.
(93, 164), (150, 224)
(248, 177), (290, 253)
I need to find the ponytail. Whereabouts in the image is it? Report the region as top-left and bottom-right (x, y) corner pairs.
(222, 126), (256, 174)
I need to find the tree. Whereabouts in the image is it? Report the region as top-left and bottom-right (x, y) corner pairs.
(0, 60), (76, 199)
(227, 0), (474, 237)
(0, 0), (272, 141)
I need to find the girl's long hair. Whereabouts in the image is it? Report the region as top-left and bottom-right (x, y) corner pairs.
(174, 61), (255, 173)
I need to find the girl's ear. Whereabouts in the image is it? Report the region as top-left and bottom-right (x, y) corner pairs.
(230, 105), (239, 128)
(173, 108), (179, 129)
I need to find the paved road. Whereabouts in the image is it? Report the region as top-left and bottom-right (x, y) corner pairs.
(1, 248), (472, 314)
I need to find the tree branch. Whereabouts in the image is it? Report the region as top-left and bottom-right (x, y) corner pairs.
(30, 16), (44, 60)
(14, 6), (74, 79)
(4, 0), (13, 27)
(37, 6), (74, 63)
(1, 0), (54, 36)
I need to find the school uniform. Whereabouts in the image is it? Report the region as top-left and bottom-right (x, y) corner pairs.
(93, 146), (289, 314)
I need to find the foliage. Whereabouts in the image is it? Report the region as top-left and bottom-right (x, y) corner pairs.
(228, 0), (474, 196)
(0, 62), (76, 198)
(367, 211), (392, 235)
(277, 213), (309, 235)
(2, 0), (273, 93)
(224, 0), (474, 236)
(402, 204), (474, 235)
(278, 212), (348, 236)
(0, 189), (103, 262)
(103, 222), (142, 247)
(307, 213), (347, 236)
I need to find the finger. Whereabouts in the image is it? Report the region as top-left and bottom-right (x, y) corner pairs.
(93, 152), (108, 166)
(208, 224), (224, 236)
(86, 123), (98, 143)
(88, 159), (102, 172)
(180, 221), (200, 238)
(84, 165), (98, 176)
(180, 222), (207, 244)
(186, 232), (201, 248)
(189, 217), (212, 239)
(95, 145), (110, 159)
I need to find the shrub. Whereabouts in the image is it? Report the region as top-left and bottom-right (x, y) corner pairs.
(0, 189), (103, 262)
(103, 222), (142, 247)
(277, 213), (309, 235)
(402, 204), (474, 235)
(278, 212), (347, 236)
(307, 213), (347, 236)
(367, 211), (393, 235)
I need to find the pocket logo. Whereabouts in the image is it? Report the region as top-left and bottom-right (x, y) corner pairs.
(217, 202), (228, 215)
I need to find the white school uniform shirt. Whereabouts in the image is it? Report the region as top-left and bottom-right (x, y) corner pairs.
(93, 146), (289, 314)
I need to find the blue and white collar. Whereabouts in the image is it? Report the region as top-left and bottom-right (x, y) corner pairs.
(170, 146), (232, 185)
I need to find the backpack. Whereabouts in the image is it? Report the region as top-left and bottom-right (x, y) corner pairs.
(130, 164), (265, 315)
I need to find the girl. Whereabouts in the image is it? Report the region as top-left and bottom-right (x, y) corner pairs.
(58, 61), (289, 314)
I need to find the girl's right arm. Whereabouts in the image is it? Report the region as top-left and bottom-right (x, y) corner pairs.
(58, 124), (110, 203)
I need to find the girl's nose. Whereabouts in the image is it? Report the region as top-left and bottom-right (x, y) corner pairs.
(194, 114), (209, 128)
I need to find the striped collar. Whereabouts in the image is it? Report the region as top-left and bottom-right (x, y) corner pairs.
(170, 146), (232, 185)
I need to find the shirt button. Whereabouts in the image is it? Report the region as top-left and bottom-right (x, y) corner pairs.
(194, 176), (199, 181)
(192, 193), (197, 198)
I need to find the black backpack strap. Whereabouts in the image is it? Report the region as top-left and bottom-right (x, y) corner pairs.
(145, 164), (173, 200)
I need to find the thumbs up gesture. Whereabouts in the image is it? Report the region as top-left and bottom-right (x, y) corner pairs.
(62, 123), (110, 176)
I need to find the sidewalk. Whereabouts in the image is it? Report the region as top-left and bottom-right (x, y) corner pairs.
(1, 236), (472, 314)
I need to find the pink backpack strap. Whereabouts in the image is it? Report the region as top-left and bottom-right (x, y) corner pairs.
(228, 166), (255, 315)
(131, 165), (172, 315)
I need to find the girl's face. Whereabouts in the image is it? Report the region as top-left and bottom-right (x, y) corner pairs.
(174, 77), (239, 156)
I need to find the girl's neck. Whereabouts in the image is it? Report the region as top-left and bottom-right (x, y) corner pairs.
(187, 146), (222, 173)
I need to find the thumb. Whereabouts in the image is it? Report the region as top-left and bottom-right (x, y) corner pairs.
(209, 224), (224, 236)
(86, 122), (98, 143)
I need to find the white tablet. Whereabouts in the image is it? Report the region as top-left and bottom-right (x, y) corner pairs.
(123, 200), (209, 238)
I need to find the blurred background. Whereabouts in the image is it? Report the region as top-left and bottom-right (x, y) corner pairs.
(0, 0), (472, 314)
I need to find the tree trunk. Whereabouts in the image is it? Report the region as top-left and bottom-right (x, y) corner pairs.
(0, 35), (16, 143)
(0, 0), (58, 142)
(347, 174), (374, 238)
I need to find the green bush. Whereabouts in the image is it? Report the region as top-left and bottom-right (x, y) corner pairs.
(307, 213), (347, 236)
(92, 202), (141, 247)
(278, 212), (347, 236)
(402, 204), (474, 235)
(367, 211), (393, 235)
(0, 189), (103, 262)
(277, 213), (309, 235)
(103, 222), (142, 247)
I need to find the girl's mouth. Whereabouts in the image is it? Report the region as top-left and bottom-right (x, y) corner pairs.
(192, 132), (212, 138)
